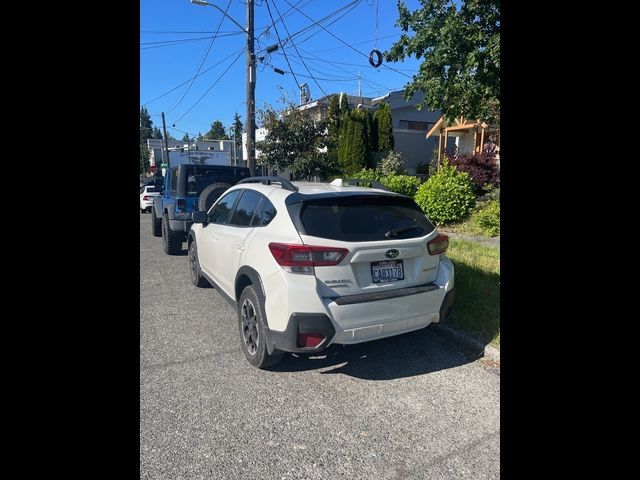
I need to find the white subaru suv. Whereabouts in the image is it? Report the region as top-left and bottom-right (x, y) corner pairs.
(187, 176), (455, 369)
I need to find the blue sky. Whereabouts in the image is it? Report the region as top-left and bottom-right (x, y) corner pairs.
(140, 0), (424, 139)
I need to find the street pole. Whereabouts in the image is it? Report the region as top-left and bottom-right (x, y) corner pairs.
(161, 112), (170, 172)
(233, 130), (237, 166)
(190, 0), (254, 174)
(246, 0), (256, 176)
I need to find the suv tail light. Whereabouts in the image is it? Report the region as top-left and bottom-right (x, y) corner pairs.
(268, 243), (348, 275)
(427, 234), (449, 255)
(143, 195), (150, 201)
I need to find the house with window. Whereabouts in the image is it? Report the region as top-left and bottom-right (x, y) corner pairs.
(244, 90), (442, 174)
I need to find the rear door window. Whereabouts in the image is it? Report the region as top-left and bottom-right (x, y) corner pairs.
(208, 190), (241, 225)
(251, 198), (277, 227)
(229, 190), (262, 227)
(294, 195), (435, 241)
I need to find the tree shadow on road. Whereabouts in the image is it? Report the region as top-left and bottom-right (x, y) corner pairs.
(270, 326), (477, 380)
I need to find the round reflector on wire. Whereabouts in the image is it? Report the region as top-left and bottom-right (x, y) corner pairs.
(369, 49), (383, 68)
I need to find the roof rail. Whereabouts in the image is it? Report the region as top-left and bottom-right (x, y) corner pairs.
(346, 178), (390, 191)
(238, 176), (299, 192)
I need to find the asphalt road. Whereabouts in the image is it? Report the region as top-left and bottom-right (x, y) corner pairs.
(140, 213), (500, 479)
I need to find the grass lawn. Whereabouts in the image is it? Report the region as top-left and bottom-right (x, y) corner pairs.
(446, 238), (500, 347)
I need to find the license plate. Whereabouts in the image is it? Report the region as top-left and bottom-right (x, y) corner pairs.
(371, 260), (404, 283)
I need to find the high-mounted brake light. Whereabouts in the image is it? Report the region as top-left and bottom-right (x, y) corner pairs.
(268, 243), (348, 274)
(427, 234), (449, 255)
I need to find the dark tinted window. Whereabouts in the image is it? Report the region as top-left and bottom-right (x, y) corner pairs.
(209, 190), (241, 224)
(145, 186), (158, 193)
(169, 169), (178, 193)
(295, 195), (435, 241)
(251, 198), (277, 227)
(229, 190), (262, 227)
(184, 166), (228, 196)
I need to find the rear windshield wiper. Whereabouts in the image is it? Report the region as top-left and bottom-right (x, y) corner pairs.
(384, 225), (423, 238)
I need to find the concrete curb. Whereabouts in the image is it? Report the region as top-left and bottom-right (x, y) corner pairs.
(429, 323), (500, 365)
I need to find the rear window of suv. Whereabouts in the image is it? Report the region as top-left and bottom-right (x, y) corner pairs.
(293, 195), (435, 242)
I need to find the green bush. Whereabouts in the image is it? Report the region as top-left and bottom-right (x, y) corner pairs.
(414, 160), (476, 224)
(351, 168), (381, 182)
(376, 151), (406, 176)
(470, 200), (500, 237)
(382, 174), (423, 197)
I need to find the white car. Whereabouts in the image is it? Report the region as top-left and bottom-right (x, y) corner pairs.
(140, 185), (161, 213)
(187, 177), (455, 369)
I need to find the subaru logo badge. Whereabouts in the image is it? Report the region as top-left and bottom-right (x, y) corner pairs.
(385, 249), (400, 259)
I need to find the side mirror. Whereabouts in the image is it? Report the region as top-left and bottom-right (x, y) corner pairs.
(192, 210), (208, 224)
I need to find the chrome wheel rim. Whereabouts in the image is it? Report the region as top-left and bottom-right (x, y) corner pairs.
(241, 299), (259, 355)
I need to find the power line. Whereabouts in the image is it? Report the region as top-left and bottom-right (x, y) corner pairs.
(141, 30), (242, 34)
(282, 0), (412, 78)
(269, 0), (327, 97)
(167, 0), (233, 114)
(286, 0), (362, 48)
(140, 32), (243, 49)
(256, 0), (310, 40)
(264, 0), (302, 89)
(141, 48), (243, 106)
(258, 0), (361, 54)
(173, 49), (244, 124)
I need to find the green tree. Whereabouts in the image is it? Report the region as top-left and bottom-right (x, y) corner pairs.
(326, 95), (341, 166)
(339, 109), (369, 175)
(140, 144), (150, 174)
(196, 132), (204, 141)
(232, 113), (243, 150)
(140, 106), (153, 144)
(385, 0), (500, 123)
(205, 120), (229, 140)
(182, 133), (191, 142)
(373, 103), (394, 152)
(151, 127), (163, 139)
(257, 103), (336, 180)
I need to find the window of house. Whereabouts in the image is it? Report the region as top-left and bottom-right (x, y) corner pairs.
(399, 120), (435, 131)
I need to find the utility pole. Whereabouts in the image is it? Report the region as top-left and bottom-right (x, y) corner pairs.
(246, 0), (256, 176)
(358, 70), (362, 98)
(161, 112), (170, 172)
(190, 0), (254, 174)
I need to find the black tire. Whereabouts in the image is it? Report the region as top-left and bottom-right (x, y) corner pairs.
(162, 213), (183, 255)
(238, 285), (284, 369)
(188, 240), (208, 287)
(151, 207), (162, 237)
(198, 182), (231, 212)
(140, 208), (146, 214)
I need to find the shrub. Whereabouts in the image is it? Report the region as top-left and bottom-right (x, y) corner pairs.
(414, 160), (476, 225)
(351, 168), (381, 182)
(377, 151), (406, 176)
(416, 162), (429, 174)
(448, 152), (500, 194)
(382, 174), (423, 197)
(470, 200), (500, 237)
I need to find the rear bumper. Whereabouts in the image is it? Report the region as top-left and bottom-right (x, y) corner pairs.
(326, 285), (446, 345)
(266, 257), (455, 352)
